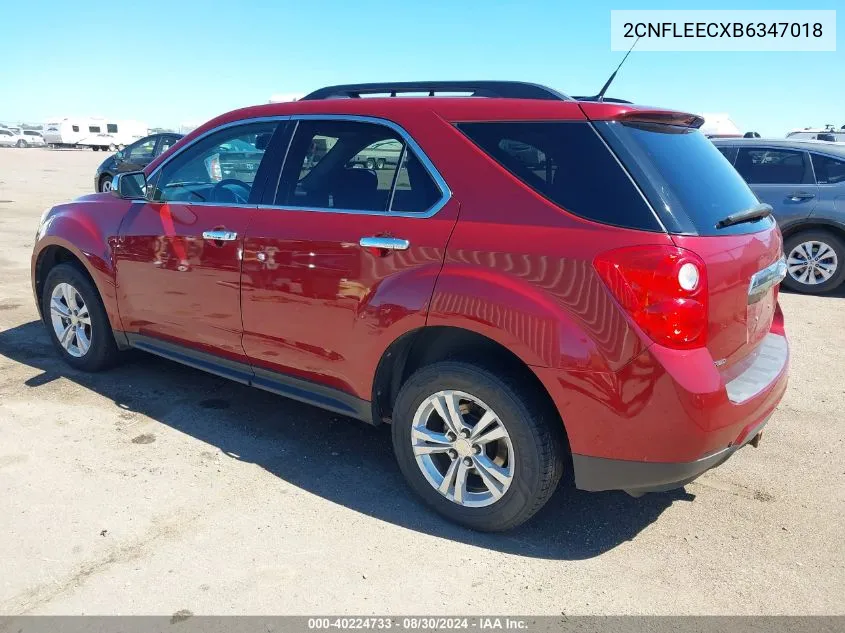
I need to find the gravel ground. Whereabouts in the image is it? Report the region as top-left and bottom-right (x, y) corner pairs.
(0, 148), (843, 616)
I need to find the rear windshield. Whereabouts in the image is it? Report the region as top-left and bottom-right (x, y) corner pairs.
(597, 122), (773, 236)
(457, 121), (662, 232)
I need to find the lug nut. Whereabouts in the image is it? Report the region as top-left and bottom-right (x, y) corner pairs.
(460, 429), (470, 438)
(463, 457), (473, 466)
(446, 432), (456, 441)
(473, 445), (481, 455)
(448, 449), (458, 459)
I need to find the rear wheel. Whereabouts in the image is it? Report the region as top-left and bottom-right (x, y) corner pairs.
(365, 158), (376, 170)
(99, 174), (113, 192)
(783, 230), (845, 294)
(16, 139), (27, 148)
(92, 146), (99, 151)
(392, 361), (565, 531)
(41, 264), (119, 371)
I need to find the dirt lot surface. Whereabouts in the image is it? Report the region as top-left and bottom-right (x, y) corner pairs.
(0, 148), (843, 616)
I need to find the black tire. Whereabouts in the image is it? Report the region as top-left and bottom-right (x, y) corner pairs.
(782, 230), (845, 294)
(92, 146), (99, 151)
(41, 263), (119, 371)
(99, 174), (113, 192)
(16, 139), (27, 148)
(392, 361), (565, 531)
(365, 158), (376, 170)
(376, 158), (385, 170)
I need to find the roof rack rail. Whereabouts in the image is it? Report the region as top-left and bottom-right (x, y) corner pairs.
(573, 96), (632, 104)
(301, 81), (572, 101)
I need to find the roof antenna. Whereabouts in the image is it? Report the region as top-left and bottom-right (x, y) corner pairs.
(595, 36), (640, 102)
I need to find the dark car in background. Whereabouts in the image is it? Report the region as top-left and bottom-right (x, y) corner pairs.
(95, 133), (183, 192)
(713, 138), (845, 294)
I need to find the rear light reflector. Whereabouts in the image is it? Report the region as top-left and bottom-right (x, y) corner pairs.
(594, 245), (708, 350)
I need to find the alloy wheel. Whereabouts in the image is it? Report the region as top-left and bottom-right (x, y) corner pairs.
(49, 282), (92, 357)
(787, 240), (838, 286)
(411, 390), (514, 507)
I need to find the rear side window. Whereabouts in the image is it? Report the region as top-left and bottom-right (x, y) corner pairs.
(89, 125), (101, 133)
(107, 123), (118, 133)
(72, 125), (79, 132)
(735, 148), (810, 185)
(811, 153), (845, 185)
(276, 119), (441, 214)
(458, 121), (660, 231)
(598, 122), (769, 236)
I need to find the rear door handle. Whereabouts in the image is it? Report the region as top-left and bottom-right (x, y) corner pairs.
(787, 192), (815, 201)
(359, 236), (410, 251)
(202, 230), (238, 241)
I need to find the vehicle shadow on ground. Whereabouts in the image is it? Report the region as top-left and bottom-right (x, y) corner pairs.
(0, 320), (692, 560)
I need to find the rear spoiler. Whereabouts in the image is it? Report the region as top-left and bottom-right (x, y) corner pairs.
(579, 102), (705, 129)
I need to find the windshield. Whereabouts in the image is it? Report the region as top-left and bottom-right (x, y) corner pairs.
(598, 121), (773, 236)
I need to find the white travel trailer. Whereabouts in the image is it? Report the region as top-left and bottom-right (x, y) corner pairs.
(43, 117), (148, 150)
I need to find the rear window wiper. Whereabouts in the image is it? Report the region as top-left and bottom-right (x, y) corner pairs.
(716, 203), (773, 229)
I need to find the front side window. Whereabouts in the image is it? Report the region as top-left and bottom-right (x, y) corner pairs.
(734, 148), (810, 184)
(276, 120), (441, 213)
(72, 125), (79, 132)
(127, 138), (157, 162)
(107, 123), (118, 133)
(151, 121), (279, 204)
(811, 153), (845, 185)
(0, 130), (12, 137)
(89, 125), (101, 133)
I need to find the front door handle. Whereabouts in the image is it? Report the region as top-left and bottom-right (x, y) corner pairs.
(202, 230), (238, 242)
(359, 236), (410, 251)
(788, 192), (815, 201)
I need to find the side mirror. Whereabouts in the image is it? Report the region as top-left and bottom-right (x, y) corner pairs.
(112, 171), (147, 200)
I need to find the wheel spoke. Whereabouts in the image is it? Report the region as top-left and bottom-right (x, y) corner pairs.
(50, 297), (70, 318)
(469, 410), (497, 440)
(58, 324), (75, 349)
(432, 392), (466, 435)
(815, 243), (831, 260)
(438, 457), (460, 495)
(76, 304), (90, 324)
(472, 455), (507, 500)
(75, 328), (91, 355)
(473, 454), (511, 486)
(412, 427), (451, 445)
(453, 460), (469, 504)
(62, 284), (77, 310)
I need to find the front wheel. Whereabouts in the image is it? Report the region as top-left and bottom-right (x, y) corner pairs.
(783, 230), (845, 294)
(99, 174), (113, 192)
(16, 139), (27, 148)
(392, 361), (565, 531)
(42, 264), (119, 371)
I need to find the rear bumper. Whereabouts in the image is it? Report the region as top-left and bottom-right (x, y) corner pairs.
(572, 415), (769, 495)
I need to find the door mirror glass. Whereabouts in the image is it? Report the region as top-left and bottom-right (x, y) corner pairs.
(112, 171), (147, 199)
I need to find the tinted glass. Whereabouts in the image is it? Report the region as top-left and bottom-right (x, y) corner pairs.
(599, 122), (769, 236)
(734, 148), (808, 184)
(458, 121), (660, 231)
(128, 139), (157, 161)
(151, 121), (278, 204)
(72, 125), (79, 132)
(158, 136), (179, 155)
(107, 124), (118, 133)
(811, 153), (845, 185)
(89, 126), (100, 133)
(277, 120), (440, 213)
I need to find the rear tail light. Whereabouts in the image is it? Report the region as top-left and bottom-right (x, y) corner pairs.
(594, 245), (708, 350)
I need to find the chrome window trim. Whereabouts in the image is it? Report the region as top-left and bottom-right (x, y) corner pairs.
(147, 113), (451, 219)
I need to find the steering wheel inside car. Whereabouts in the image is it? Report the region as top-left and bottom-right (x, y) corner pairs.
(212, 179), (251, 204)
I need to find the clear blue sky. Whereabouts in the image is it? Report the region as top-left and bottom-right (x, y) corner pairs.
(2, 0), (841, 136)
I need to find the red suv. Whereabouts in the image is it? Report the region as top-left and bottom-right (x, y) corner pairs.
(32, 82), (789, 531)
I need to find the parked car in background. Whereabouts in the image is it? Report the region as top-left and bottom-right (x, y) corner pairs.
(33, 81), (788, 531)
(348, 138), (402, 169)
(0, 129), (19, 147)
(714, 138), (845, 294)
(94, 133), (183, 192)
(787, 127), (845, 143)
(20, 130), (46, 147)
